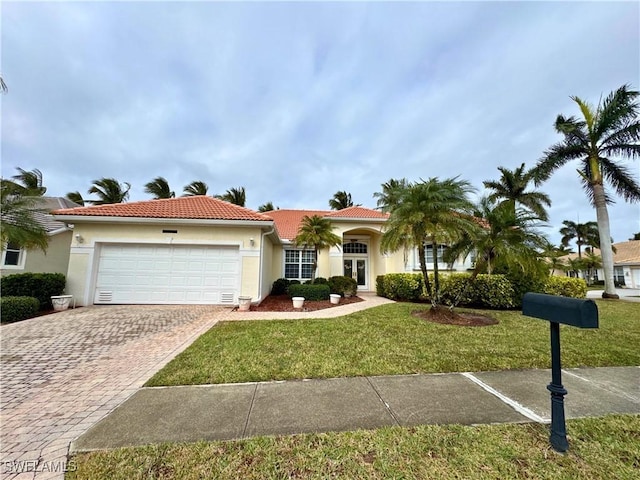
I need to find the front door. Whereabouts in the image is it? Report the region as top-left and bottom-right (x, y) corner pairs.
(344, 257), (367, 290)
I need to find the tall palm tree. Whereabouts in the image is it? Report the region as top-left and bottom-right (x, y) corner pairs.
(293, 215), (342, 280)
(258, 201), (277, 212)
(65, 191), (85, 206)
(483, 163), (551, 220)
(87, 178), (130, 205)
(329, 191), (358, 210)
(0, 180), (48, 251)
(559, 220), (600, 259)
(10, 168), (47, 196)
(534, 84), (640, 298)
(217, 187), (246, 207)
(373, 178), (409, 212)
(144, 176), (175, 199)
(381, 177), (476, 306)
(183, 181), (209, 196)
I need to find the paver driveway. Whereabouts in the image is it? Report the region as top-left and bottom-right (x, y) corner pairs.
(0, 305), (225, 480)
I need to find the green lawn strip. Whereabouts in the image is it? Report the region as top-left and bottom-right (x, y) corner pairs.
(146, 300), (640, 387)
(67, 414), (640, 480)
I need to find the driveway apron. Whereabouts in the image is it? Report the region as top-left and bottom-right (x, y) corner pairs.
(0, 305), (225, 480)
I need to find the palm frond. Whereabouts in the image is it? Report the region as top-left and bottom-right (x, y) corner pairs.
(599, 157), (640, 203)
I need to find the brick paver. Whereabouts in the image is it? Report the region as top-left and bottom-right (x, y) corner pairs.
(0, 305), (226, 479)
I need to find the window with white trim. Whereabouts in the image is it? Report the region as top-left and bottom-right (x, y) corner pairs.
(343, 242), (368, 254)
(2, 243), (24, 267)
(425, 244), (448, 264)
(284, 249), (315, 280)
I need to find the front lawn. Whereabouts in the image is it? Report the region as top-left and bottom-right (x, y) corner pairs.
(146, 300), (640, 387)
(67, 414), (640, 480)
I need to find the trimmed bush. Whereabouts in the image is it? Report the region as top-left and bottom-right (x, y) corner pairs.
(543, 276), (587, 298)
(377, 273), (424, 301)
(271, 278), (291, 295)
(439, 274), (517, 309)
(288, 283), (330, 301)
(1, 273), (65, 310)
(328, 276), (358, 297)
(1, 296), (40, 323)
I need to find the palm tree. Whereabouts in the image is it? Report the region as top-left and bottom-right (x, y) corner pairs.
(630, 232), (640, 241)
(329, 191), (358, 210)
(217, 187), (246, 207)
(483, 163), (551, 220)
(144, 176), (175, 199)
(373, 178), (409, 212)
(293, 215), (342, 280)
(381, 177), (476, 306)
(566, 257), (586, 279)
(65, 191), (85, 206)
(0, 75), (7, 94)
(559, 220), (600, 259)
(582, 250), (602, 285)
(258, 201), (277, 212)
(183, 181), (209, 196)
(10, 168), (47, 196)
(534, 84), (640, 298)
(0, 180), (48, 251)
(87, 178), (130, 205)
(446, 198), (548, 278)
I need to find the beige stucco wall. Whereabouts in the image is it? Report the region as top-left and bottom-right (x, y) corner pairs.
(67, 221), (266, 305)
(1, 231), (73, 278)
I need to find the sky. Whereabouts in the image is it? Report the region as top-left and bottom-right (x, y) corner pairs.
(2, 1), (639, 246)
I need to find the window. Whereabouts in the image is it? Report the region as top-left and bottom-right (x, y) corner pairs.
(425, 244), (448, 264)
(614, 267), (625, 285)
(284, 249), (315, 280)
(3, 242), (24, 267)
(343, 242), (367, 254)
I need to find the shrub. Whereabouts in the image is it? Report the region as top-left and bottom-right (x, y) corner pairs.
(439, 274), (517, 309)
(376, 275), (385, 296)
(1, 296), (40, 323)
(543, 276), (587, 298)
(311, 277), (328, 285)
(288, 284), (330, 301)
(328, 276), (358, 297)
(1, 273), (66, 310)
(377, 273), (424, 301)
(271, 278), (291, 295)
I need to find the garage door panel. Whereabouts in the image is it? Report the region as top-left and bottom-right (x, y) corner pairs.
(95, 244), (239, 305)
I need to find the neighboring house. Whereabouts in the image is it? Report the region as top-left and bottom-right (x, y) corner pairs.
(1, 197), (79, 277)
(553, 240), (640, 288)
(52, 196), (473, 306)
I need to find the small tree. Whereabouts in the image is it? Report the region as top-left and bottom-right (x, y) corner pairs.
(293, 215), (342, 280)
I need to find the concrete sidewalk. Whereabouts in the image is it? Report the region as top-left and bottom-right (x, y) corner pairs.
(71, 366), (639, 452)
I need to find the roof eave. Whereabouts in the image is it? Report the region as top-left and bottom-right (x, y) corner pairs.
(51, 215), (275, 227)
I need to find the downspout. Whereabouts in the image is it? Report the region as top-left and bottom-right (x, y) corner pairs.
(254, 226), (275, 304)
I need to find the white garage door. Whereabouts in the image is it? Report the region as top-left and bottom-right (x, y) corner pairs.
(633, 268), (640, 289)
(94, 244), (240, 305)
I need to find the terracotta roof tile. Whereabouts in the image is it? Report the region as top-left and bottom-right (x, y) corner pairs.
(324, 206), (389, 219)
(265, 207), (388, 240)
(263, 210), (330, 241)
(52, 196), (271, 222)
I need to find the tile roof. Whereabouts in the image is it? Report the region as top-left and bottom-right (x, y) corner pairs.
(324, 206), (389, 219)
(558, 240), (640, 265)
(265, 207), (388, 240)
(52, 196), (272, 222)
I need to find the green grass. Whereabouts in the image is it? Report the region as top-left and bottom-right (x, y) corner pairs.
(146, 300), (640, 387)
(67, 414), (640, 480)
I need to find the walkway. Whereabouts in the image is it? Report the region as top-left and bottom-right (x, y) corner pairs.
(72, 366), (639, 452)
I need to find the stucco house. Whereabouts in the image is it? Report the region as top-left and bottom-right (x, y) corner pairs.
(1, 197), (79, 277)
(553, 240), (640, 288)
(52, 196), (473, 306)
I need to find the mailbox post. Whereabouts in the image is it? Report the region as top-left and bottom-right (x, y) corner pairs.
(522, 293), (598, 452)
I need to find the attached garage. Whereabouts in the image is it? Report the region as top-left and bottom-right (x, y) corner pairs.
(94, 244), (240, 305)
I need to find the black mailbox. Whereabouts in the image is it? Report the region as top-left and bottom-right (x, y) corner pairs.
(522, 293), (598, 328)
(522, 292), (599, 453)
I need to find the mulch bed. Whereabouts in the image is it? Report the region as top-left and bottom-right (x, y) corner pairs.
(247, 294), (364, 312)
(412, 306), (499, 327)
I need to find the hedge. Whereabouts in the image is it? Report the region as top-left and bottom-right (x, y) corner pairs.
(543, 276), (587, 298)
(439, 274), (517, 309)
(0, 273), (66, 310)
(376, 273), (424, 301)
(288, 284), (331, 301)
(1, 296), (40, 323)
(271, 278), (291, 295)
(328, 276), (358, 297)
